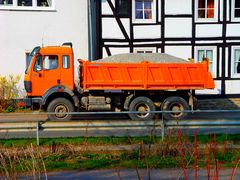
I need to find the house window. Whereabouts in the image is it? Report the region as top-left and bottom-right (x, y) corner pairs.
(195, 47), (216, 77)
(132, 0), (156, 23)
(18, 0), (32, 6)
(37, 0), (51, 7)
(0, 0), (13, 6)
(0, 0), (54, 10)
(135, 0), (152, 19)
(196, 0), (218, 21)
(116, 0), (130, 16)
(134, 48), (155, 53)
(232, 0), (240, 20)
(232, 48), (240, 76)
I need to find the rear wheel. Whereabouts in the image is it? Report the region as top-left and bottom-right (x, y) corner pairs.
(161, 96), (189, 120)
(47, 98), (74, 121)
(129, 96), (155, 121)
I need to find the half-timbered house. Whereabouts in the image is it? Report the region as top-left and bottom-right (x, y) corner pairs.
(91, 0), (240, 96)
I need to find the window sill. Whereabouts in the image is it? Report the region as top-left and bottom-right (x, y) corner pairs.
(231, 18), (240, 22)
(0, 6), (56, 11)
(195, 18), (218, 23)
(231, 74), (240, 78)
(132, 19), (156, 24)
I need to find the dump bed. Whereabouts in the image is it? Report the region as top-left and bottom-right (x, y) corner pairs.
(79, 60), (215, 90)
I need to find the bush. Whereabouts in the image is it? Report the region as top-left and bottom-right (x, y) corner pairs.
(0, 74), (21, 110)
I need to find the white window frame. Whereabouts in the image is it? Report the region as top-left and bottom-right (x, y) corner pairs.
(134, 47), (156, 53)
(231, 46), (240, 78)
(195, 46), (217, 78)
(132, 0), (156, 23)
(0, 0), (55, 11)
(231, 0), (240, 21)
(195, 0), (218, 22)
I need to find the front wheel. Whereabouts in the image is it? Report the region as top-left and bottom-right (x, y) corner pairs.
(47, 98), (74, 121)
(161, 96), (190, 120)
(128, 96), (156, 121)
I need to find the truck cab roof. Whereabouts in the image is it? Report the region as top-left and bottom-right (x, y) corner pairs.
(40, 45), (73, 55)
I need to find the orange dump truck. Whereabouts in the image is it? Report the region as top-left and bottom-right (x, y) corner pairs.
(24, 43), (214, 121)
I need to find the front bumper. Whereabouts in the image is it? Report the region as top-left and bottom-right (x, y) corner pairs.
(23, 97), (42, 107)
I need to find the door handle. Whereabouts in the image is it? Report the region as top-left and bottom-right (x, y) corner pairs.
(32, 73), (42, 77)
(57, 79), (61, 84)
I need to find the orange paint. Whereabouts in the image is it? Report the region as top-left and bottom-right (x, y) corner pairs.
(80, 59), (214, 91)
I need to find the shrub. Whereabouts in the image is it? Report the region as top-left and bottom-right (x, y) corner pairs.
(0, 74), (21, 110)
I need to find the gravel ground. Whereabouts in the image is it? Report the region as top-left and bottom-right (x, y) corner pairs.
(95, 53), (190, 63)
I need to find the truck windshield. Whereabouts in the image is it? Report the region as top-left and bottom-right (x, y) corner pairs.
(25, 46), (40, 74)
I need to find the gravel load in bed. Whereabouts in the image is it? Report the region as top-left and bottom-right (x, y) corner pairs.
(95, 53), (190, 63)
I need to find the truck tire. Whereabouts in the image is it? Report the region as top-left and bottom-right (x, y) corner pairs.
(161, 96), (189, 120)
(129, 96), (155, 121)
(47, 98), (74, 121)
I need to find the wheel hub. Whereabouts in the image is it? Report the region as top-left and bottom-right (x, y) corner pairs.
(170, 103), (183, 117)
(54, 105), (68, 118)
(136, 104), (149, 118)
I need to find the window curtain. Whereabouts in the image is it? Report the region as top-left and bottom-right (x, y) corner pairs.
(235, 0), (240, 17)
(197, 50), (204, 62)
(234, 50), (240, 73)
(198, 50), (213, 72)
(206, 50), (213, 72)
(198, 0), (205, 18)
(0, 0), (13, 5)
(46, 0), (51, 6)
(135, 0), (143, 19)
(207, 0), (214, 18)
(144, 0), (152, 19)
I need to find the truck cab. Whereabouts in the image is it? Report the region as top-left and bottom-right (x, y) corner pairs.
(24, 43), (75, 111)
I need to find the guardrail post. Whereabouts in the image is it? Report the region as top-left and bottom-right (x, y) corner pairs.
(36, 121), (40, 146)
(161, 118), (165, 141)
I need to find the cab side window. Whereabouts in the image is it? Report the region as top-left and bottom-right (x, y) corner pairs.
(34, 56), (42, 71)
(62, 55), (70, 69)
(43, 55), (58, 70)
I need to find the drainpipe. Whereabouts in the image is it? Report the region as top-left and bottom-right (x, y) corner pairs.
(88, 0), (93, 61)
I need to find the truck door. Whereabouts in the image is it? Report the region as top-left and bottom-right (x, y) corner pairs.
(31, 55), (60, 96)
(60, 55), (74, 90)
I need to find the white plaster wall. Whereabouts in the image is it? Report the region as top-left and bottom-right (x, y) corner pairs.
(226, 24), (240, 37)
(103, 47), (130, 58)
(102, 0), (114, 15)
(102, 18), (130, 39)
(165, 18), (192, 38)
(165, 46), (192, 60)
(225, 80), (240, 94)
(165, 0), (192, 15)
(196, 80), (222, 95)
(0, 0), (89, 79)
(134, 25), (161, 39)
(196, 24), (223, 37)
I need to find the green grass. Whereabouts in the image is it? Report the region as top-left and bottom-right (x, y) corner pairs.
(1, 134), (240, 173)
(1, 134), (240, 148)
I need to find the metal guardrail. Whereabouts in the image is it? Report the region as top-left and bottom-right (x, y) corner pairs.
(0, 110), (240, 145)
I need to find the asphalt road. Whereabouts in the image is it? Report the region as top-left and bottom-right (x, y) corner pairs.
(33, 169), (240, 180)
